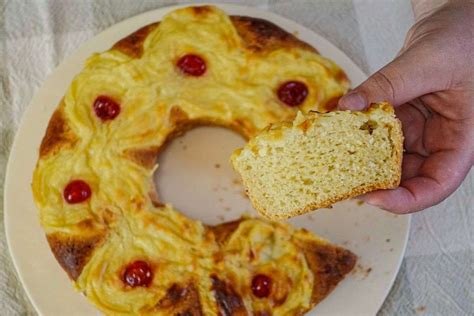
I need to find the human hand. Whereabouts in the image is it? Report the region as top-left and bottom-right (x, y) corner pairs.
(338, 0), (474, 213)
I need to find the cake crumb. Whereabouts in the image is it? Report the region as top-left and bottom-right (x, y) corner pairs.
(214, 163), (220, 169)
(224, 207), (231, 212)
(415, 306), (426, 313)
(364, 267), (372, 277)
(351, 264), (372, 279)
(356, 200), (364, 206)
(218, 197), (224, 202)
(216, 215), (225, 221)
(386, 238), (391, 243)
(351, 264), (363, 276)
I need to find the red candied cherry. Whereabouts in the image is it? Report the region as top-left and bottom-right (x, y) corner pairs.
(251, 274), (272, 298)
(177, 54), (207, 76)
(93, 95), (121, 121)
(63, 180), (91, 204)
(122, 260), (153, 288)
(277, 81), (309, 107)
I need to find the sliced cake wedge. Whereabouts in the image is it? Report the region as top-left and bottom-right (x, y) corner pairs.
(231, 102), (403, 219)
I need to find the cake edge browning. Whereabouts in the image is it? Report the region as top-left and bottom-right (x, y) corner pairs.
(229, 15), (317, 54)
(211, 274), (248, 316)
(296, 238), (357, 308)
(208, 219), (243, 247)
(46, 232), (104, 281)
(155, 283), (204, 315)
(112, 22), (160, 58)
(39, 101), (77, 159)
(123, 146), (160, 169)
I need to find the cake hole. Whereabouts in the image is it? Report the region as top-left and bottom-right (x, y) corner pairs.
(360, 120), (378, 135)
(154, 126), (252, 224)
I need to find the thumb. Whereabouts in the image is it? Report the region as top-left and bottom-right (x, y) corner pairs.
(338, 44), (447, 110)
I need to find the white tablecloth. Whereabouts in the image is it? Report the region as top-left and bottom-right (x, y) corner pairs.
(0, 1), (472, 315)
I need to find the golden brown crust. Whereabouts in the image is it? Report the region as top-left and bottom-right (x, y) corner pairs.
(295, 239), (356, 307)
(230, 16), (317, 53)
(296, 119), (312, 134)
(148, 185), (164, 208)
(112, 22), (160, 58)
(322, 94), (343, 112)
(168, 107), (256, 139)
(190, 5), (214, 16)
(158, 108), (257, 161)
(334, 69), (350, 86)
(229, 118), (258, 139)
(155, 283), (203, 315)
(211, 274), (248, 316)
(46, 233), (103, 281)
(207, 220), (244, 265)
(39, 103), (76, 158)
(169, 106), (190, 125)
(208, 219), (243, 246)
(124, 146), (160, 169)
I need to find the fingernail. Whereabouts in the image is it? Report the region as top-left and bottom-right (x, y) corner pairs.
(339, 92), (366, 110)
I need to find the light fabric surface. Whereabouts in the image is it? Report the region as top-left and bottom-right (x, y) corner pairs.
(0, 1), (472, 315)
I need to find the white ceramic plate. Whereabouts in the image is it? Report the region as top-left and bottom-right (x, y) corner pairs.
(4, 4), (409, 316)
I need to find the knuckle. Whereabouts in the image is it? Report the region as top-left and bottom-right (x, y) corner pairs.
(370, 71), (398, 103)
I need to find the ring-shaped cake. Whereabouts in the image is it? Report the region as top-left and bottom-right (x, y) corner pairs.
(33, 6), (355, 315)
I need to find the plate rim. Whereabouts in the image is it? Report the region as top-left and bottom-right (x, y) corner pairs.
(4, 3), (410, 315)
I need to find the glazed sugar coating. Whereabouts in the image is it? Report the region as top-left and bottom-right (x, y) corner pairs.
(32, 5), (354, 315)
